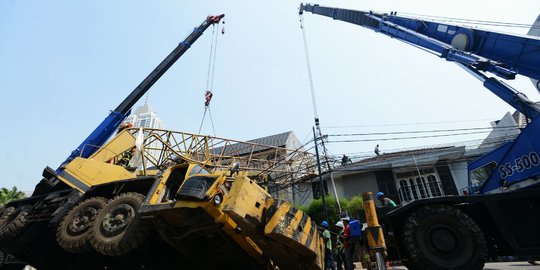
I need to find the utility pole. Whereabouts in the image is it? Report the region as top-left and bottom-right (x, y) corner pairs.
(313, 127), (328, 221)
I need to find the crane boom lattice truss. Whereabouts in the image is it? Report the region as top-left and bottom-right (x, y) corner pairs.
(100, 128), (319, 187)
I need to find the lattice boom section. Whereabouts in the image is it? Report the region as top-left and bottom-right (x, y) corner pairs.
(126, 128), (318, 181)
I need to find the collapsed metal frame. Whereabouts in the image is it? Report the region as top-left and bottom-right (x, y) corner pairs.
(111, 128), (319, 187)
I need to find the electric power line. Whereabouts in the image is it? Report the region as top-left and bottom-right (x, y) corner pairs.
(330, 134), (518, 160)
(327, 130), (495, 143)
(323, 118), (498, 129)
(327, 125), (519, 137)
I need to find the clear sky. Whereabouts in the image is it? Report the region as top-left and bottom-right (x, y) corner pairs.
(1, 0), (540, 191)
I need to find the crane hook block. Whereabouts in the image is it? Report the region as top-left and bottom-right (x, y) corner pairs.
(204, 90), (213, 106)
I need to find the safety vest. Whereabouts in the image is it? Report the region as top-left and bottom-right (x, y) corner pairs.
(336, 230), (344, 251)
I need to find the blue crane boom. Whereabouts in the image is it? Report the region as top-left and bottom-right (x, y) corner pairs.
(299, 5), (540, 269)
(59, 14), (225, 170)
(299, 4), (540, 81)
(299, 4), (540, 194)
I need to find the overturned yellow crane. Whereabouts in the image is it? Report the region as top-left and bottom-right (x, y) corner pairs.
(0, 13), (324, 269)
(0, 127), (324, 269)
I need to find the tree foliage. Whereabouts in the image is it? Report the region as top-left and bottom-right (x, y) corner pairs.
(303, 195), (365, 229)
(0, 186), (26, 205)
(344, 196), (364, 219)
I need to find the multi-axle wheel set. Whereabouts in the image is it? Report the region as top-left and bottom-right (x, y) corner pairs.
(0, 192), (150, 257)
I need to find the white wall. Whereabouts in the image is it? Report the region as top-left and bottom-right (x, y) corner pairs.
(335, 172), (378, 199)
(293, 171), (381, 206)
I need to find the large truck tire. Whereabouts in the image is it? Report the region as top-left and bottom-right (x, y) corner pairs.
(0, 205), (31, 247)
(402, 204), (487, 270)
(3, 222), (45, 257)
(89, 192), (151, 256)
(56, 197), (107, 253)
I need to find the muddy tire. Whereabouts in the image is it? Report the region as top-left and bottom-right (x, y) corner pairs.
(56, 197), (107, 253)
(0, 205), (31, 247)
(3, 221), (46, 257)
(89, 193), (150, 256)
(402, 204), (487, 270)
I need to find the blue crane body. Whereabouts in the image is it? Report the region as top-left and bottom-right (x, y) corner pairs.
(300, 4), (540, 270)
(298, 4), (540, 194)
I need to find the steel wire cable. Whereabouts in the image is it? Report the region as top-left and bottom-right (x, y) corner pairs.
(394, 12), (536, 29)
(199, 25), (220, 135)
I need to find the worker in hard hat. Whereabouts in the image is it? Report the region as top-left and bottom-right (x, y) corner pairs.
(321, 221), (336, 270)
(376, 192), (397, 207)
(334, 220), (345, 270)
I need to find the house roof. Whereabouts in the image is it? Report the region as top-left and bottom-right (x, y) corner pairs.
(332, 146), (466, 176)
(247, 131), (294, 147)
(330, 112), (522, 177)
(211, 131), (294, 156)
(354, 147), (455, 164)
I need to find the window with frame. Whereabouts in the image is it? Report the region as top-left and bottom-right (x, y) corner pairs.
(396, 168), (444, 203)
(399, 180), (412, 201)
(139, 118), (148, 128)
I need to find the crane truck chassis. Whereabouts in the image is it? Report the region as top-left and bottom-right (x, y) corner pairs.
(300, 3), (540, 270)
(0, 151), (324, 269)
(0, 14), (325, 270)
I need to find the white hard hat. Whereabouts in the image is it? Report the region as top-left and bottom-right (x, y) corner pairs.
(341, 216), (350, 221)
(335, 221), (344, 228)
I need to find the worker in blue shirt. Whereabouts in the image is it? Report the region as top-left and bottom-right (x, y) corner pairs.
(321, 221), (336, 270)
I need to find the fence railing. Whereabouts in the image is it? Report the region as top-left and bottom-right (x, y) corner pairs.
(398, 180), (445, 203)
